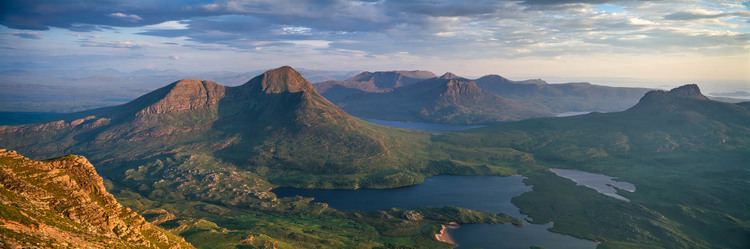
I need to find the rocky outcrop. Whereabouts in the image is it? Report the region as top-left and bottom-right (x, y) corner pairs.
(137, 79), (226, 116)
(633, 84), (710, 110)
(0, 148), (193, 249)
(253, 65), (314, 94)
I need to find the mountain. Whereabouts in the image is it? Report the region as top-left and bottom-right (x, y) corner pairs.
(0, 66), (432, 203)
(319, 71), (651, 124)
(328, 73), (552, 124)
(475, 75), (651, 113)
(0, 68), (357, 113)
(315, 70), (436, 102)
(446, 84), (750, 163)
(435, 84), (750, 248)
(0, 149), (193, 248)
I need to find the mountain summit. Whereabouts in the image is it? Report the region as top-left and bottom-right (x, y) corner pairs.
(633, 84), (710, 110)
(246, 65), (314, 94)
(665, 84), (707, 99)
(440, 72), (461, 80)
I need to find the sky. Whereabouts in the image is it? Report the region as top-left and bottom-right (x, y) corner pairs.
(0, 0), (748, 90)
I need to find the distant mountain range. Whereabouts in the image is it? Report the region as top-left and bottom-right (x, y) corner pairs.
(474, 75), (650, 113)
(327, 73), (552, 124)
(316, 70), (650, 124)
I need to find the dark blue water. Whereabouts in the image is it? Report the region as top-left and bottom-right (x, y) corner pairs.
(275, 176), (529, 217)
(364, 118), (484, 132)
(273, 175), (597, 249)
(451, 223), (595, 249)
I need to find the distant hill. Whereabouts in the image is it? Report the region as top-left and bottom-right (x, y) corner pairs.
(330, 73), (552, 124)
(710, 90), (750, 98)
(0, 149), (193, 248)
(315, 70), (436, 102)
(475, 75), (651, 113)
(320, 71), (652, 124)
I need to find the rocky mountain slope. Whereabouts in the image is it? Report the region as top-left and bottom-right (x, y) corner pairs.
(0, 148), (193, 249)
(0, 66), (432, 203)
(330, 73), (552, 124)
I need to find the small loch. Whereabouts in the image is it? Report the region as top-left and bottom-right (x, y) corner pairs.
(274, 176), (597, 249)
(550, 168), (636, 202)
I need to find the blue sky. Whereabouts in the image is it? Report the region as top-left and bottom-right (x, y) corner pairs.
(0, 0), (748, 89)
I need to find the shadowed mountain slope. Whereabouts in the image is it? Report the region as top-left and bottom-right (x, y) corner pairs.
(315, 70), (436, 102)
(475, 75), (651, 113)
(329, 73), (553, 124)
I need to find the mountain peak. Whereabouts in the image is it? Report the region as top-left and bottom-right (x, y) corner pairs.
(668, 84), (706, 99)
(641, 84), (708, 101)
(632, 84), (709, 110)
(443, 78), (483, 97)
(440, 72), (459, 79)
(248, 66), (313, 94)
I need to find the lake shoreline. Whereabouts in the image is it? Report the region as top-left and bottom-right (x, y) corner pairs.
(435, 223), (458, 245)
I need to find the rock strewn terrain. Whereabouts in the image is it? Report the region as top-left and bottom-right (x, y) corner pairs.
(0, 148), (193, 249)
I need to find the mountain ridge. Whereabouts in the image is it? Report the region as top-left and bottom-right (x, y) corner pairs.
(314, 70), (436, 102)
(324, 73), (552, 124)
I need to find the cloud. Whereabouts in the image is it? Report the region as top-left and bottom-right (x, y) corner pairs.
(168, 55), (181, 60)
(109, 12), (143, 22)
(520, 0), (617, 5)
(12, 32), (42, 39)
(0, 0), (748, 74)
(80, 39), (142, 49)
(144, 20), (189, 30)
(665, 9), (750, 20)
(275, 26), (312, 35)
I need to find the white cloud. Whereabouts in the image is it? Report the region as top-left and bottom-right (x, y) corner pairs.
(627, 17), (656, 26)
(434, 31), (457, 37)
(143, 20), (189, 30)
(276, 26), (312, 35)
(109, 12), (143, 22)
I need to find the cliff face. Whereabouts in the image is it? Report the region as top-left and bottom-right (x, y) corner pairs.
(0, 148), (193, 249)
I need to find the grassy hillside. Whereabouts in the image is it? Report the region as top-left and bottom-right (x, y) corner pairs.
(433, 85), (750, 248)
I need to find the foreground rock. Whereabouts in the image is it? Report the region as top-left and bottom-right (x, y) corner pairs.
(0, 148), (193, 249)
